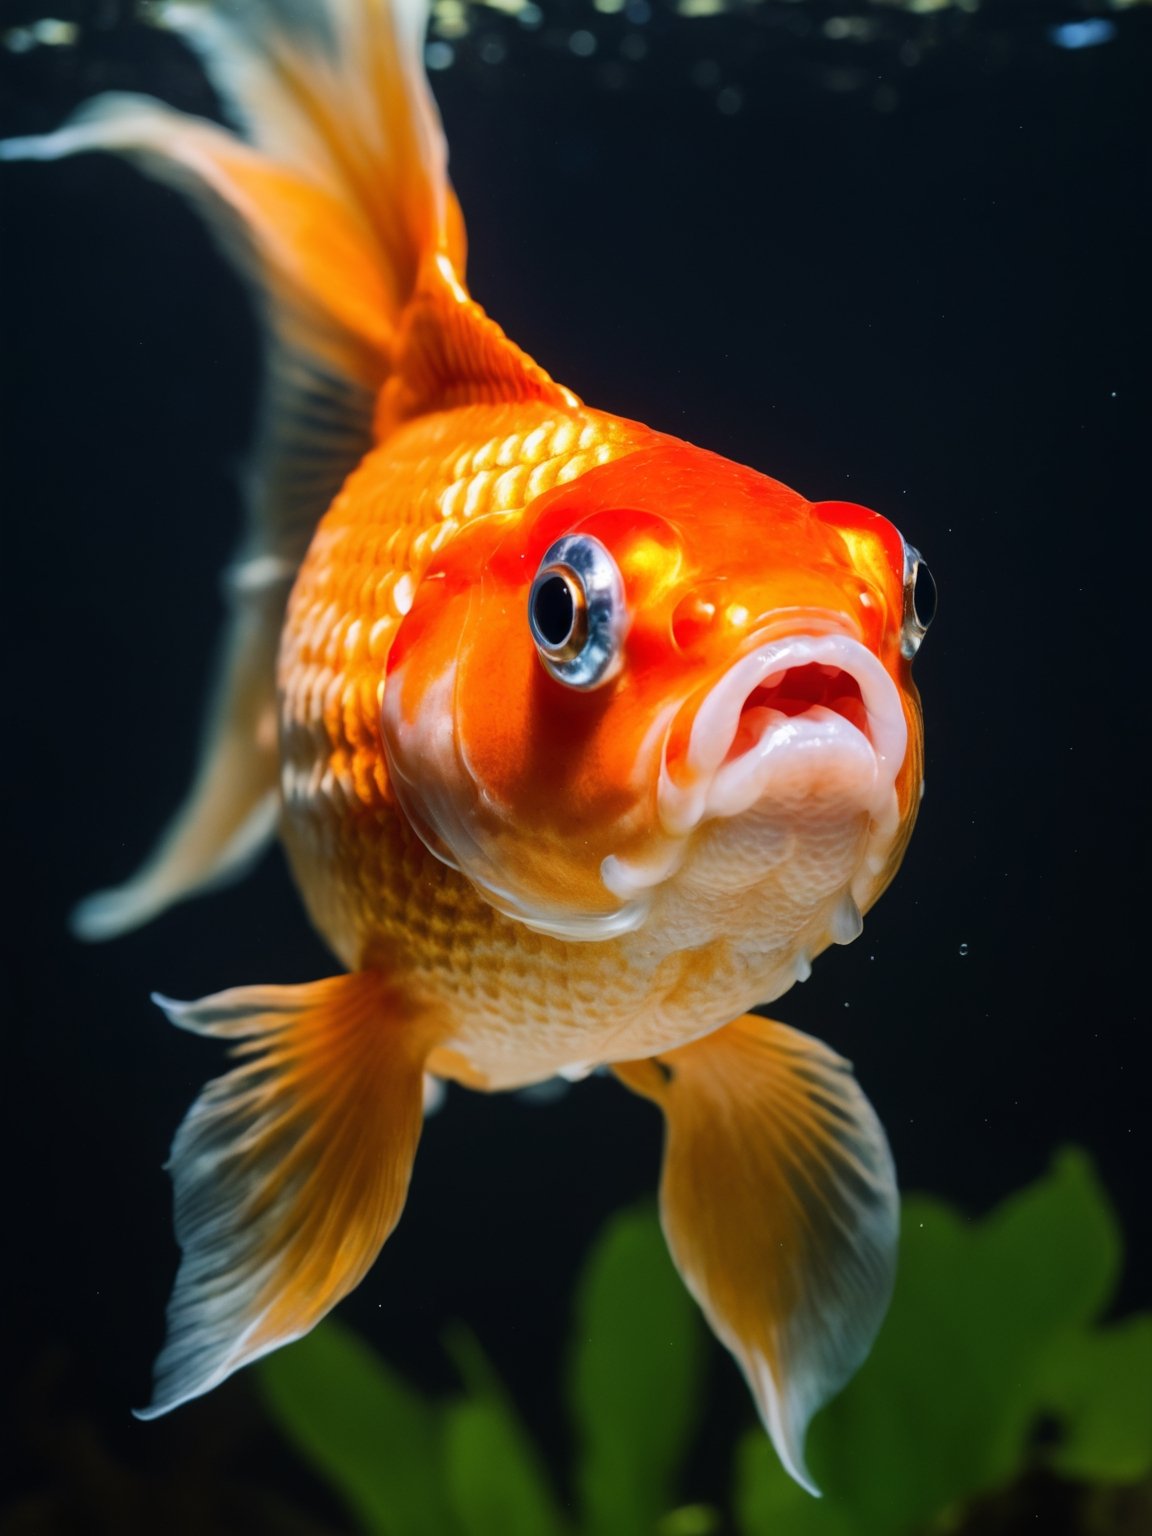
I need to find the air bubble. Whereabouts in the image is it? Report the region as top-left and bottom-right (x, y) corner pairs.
(425, 40), (455, 69)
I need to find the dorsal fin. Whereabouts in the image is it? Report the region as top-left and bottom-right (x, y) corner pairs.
(379, 252), (579, 433)
(2, 0), (486, 937)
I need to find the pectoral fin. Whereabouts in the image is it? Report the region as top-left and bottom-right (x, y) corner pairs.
(139, 973), (440, 1417)
(614, 1015), (898, 1495)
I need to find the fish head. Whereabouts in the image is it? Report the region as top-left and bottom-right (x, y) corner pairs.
(381, 440), (931, 945)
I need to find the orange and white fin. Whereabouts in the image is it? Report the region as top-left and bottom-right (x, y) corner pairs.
(137, 973), (440, 1416)
(379, 251), (579, 433)
(2, 0), (465, 935)
(614, 1015), (898, 1496)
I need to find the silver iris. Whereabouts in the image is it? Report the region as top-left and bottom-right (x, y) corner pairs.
(528, 534), (628, 689)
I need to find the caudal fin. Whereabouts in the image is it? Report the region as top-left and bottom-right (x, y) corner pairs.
(3, 0), (465, 937)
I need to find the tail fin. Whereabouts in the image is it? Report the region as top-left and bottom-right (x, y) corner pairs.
(2, 0), (465, 938)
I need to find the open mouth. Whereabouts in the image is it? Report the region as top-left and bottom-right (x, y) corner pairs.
(726, 663), (869, 761)
(659, 633), (907, 836)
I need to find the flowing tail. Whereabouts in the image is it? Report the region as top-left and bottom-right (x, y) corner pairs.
(2, 0), (466, 938)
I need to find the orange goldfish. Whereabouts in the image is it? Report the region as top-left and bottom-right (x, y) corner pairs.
(4, 0), (935, 1492)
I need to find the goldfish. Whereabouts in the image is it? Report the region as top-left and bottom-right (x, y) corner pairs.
(3, 0), (935, 1493)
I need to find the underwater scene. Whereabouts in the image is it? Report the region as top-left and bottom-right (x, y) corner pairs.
(1, 0), (1148, 1532)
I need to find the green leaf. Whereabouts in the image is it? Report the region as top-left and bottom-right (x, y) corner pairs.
(654, 1504), (723, 1536)
(441, 1320), (509, 1403)
(567, 1204), (705, 1536)
(983, 1148), (1118, 1327)
(1037, 1316), (1152, 1484)
(971, 1146), (1120, 1357)
(256, 1318), (458, 1536)
(937, 1145), (1122, 1493)
(440, 1325), (569, 1536)
(444, 1398), (569, 1536)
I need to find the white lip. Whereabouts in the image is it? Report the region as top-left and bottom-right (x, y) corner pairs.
(658, 633), (907, 837)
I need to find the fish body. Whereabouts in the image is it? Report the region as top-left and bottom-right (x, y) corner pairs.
(285, 375), (918, 1090)
(3, 0), (932, 1492)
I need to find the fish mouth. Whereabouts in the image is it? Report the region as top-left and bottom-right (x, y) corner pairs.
(658, 633), (907, 836)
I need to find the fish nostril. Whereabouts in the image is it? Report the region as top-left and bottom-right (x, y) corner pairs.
(671, 592), (719, 651)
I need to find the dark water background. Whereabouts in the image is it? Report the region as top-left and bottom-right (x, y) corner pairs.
(1, 0), (1149, 1528)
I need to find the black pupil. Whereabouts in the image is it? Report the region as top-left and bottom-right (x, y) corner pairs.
(913, 561), (937, 628)
(533, 574), (576, 647)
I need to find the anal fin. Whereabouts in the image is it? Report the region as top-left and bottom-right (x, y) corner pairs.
(139, 973), (440, 1417)
(614, 1015), (898, 1495)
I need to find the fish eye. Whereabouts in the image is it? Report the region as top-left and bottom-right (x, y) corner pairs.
(532, 572), (582, 651)
(900, 541), (936, 659)
(528, 534), (627, 689)
(912, 559), (937, 630)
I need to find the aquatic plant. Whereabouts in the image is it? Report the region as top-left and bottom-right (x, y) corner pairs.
(257, 1148), (1151, 1535)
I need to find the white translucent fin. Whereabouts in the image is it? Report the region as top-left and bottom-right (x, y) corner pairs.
(2, 0), (465, 936)
(615, 1015), (899, 1496)
(139, 974), (440, 1416)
